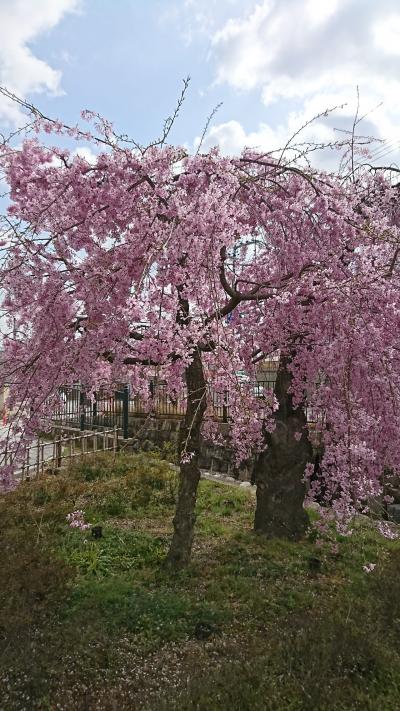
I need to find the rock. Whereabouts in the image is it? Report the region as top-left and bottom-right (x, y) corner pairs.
(387, 504), (400, 523)
(240, 481), (252, 488)
(308, 556), (322, 573)
(194, 622), (216, 640)
(306, 501), (322, 512)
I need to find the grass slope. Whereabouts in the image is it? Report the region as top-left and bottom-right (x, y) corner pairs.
(1, 452), (400, 710)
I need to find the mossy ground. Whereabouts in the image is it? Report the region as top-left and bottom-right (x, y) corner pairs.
(1, 452), (400, 710)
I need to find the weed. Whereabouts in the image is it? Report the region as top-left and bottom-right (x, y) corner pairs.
(60, 527), (167, 576)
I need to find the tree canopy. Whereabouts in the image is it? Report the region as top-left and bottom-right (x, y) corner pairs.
(1, 103), (400, 562)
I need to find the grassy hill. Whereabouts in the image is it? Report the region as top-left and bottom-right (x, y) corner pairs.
(1, 452), (400, 710)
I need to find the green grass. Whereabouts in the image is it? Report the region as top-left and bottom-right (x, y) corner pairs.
(1, 452), (400, 710)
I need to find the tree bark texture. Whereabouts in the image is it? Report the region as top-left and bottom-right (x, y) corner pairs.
(253, 355), (312, 539)
(165, 347), (207, 568)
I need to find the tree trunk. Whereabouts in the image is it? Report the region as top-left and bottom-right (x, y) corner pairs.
(165, 348), (207, 568)
(253, 355), (312, 539)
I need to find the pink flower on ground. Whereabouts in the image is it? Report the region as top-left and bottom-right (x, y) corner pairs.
(377, 521), (400, 540)
(362, 563), (376, 573)
(66, 510), (91, 531)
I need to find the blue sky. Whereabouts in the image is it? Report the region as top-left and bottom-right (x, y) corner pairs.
(0, 0), (400, 167)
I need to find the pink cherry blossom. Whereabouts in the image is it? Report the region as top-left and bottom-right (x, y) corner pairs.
(0, 104), (399, 537)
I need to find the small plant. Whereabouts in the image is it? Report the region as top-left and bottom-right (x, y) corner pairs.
(146, 440), (179, 464)
(33, 487), (52, 506)
(101, 492), (127, 517)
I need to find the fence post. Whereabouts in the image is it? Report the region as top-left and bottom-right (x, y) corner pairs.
(93, 392), (98, 427)
(55, 439), (62, 469)
(122, 385), (129, 439)
(222, 390), (228, 423)
(26, 446), (31, 481)
(149, 379), (155, 398)
(36, 438), (40, 479)
(79, 390), (85, 431)
(41, 442), (45, 477)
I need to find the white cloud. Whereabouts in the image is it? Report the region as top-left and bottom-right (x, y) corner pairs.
(373, 14), (400, 56)
(205, 0), (400, 167)
(158, 0), (256, 46)
(212, 0), (400, 98)
(0, 0), (80, 125)
(194, 119), (282, 155)
(73, 146), (97, 165)
(195, 96), (400, 172)
(194, 114), (340, 167)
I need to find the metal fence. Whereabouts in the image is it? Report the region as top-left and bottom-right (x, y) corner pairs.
(52, 375), (278, 437)
(1, 427), (119, 481)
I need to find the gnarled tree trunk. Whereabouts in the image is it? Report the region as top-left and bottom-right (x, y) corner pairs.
(253, 354), (312, 539)
(165, 347), (207, 568)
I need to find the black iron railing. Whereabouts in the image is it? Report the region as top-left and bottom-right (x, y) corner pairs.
(52, 376), (278, 437)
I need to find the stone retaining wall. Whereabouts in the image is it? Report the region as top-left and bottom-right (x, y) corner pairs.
(124, 417), (253, 481)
